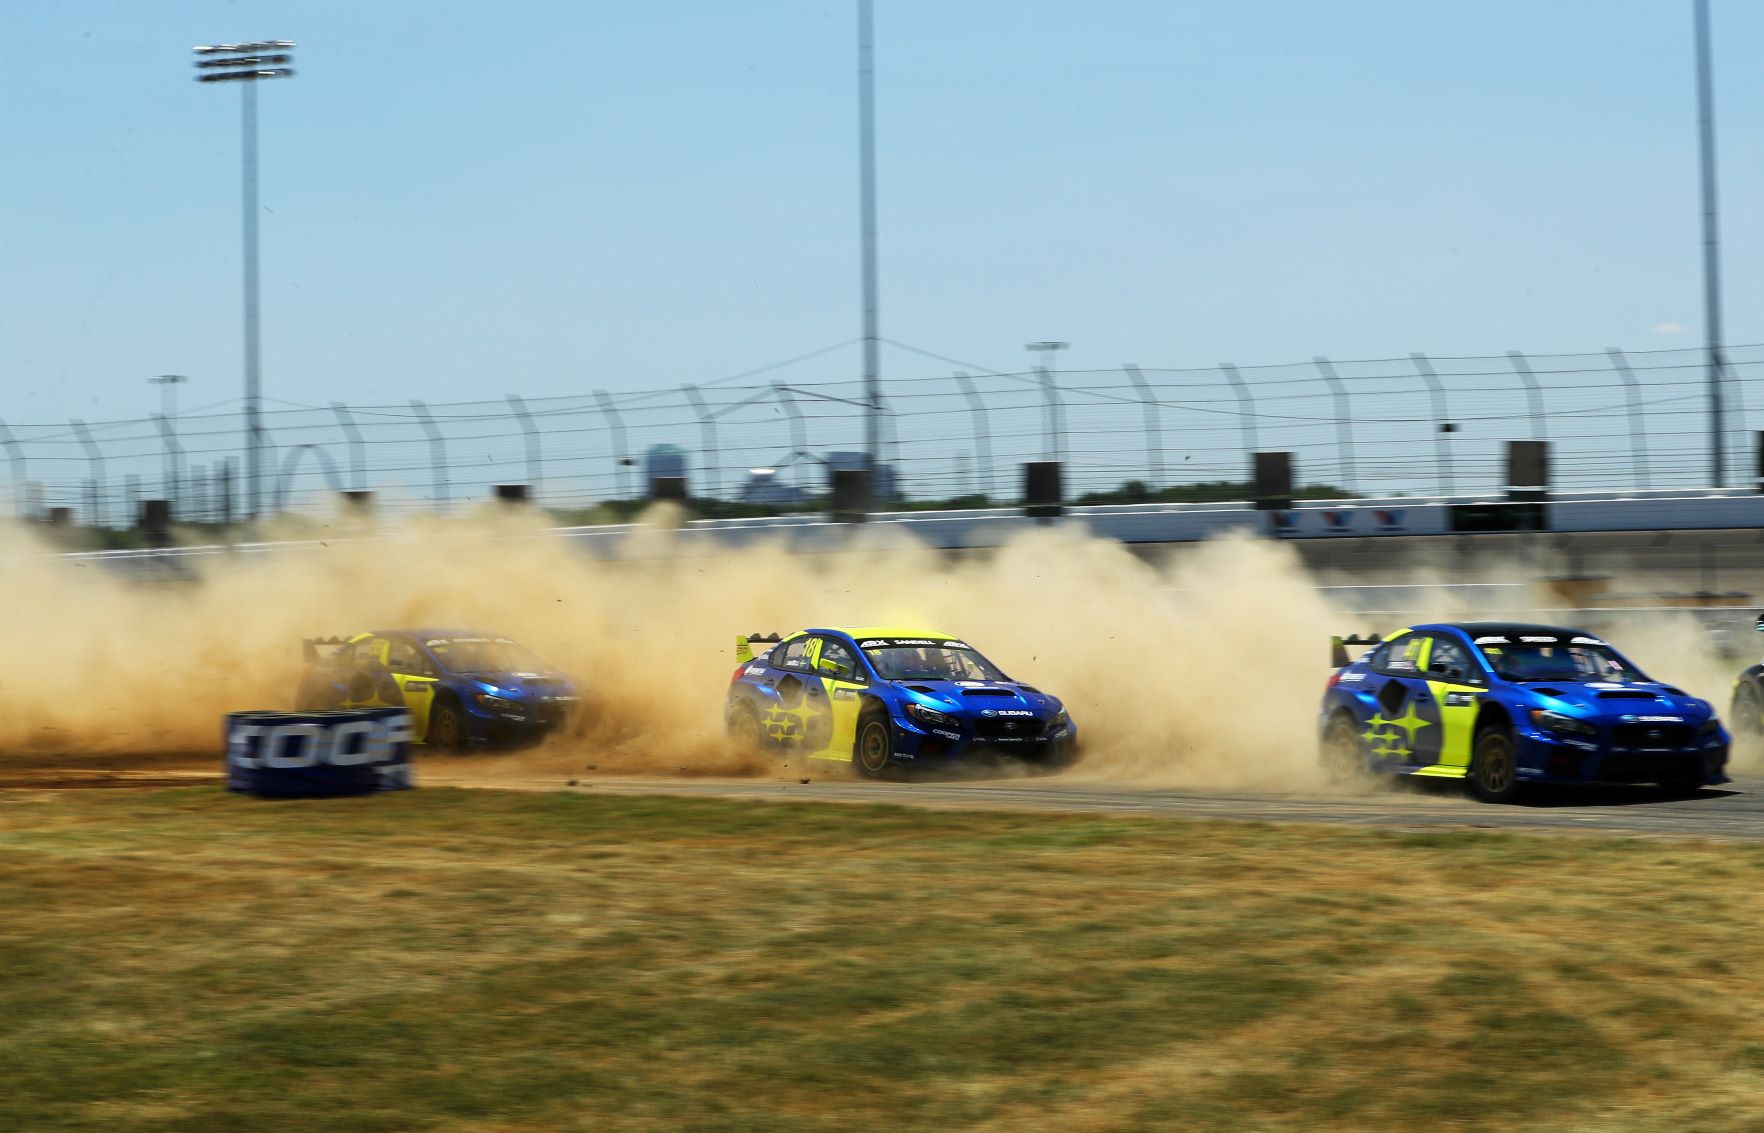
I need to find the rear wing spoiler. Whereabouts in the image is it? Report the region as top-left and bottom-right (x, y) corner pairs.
(735, 632), (783, 664)
(303, 636), (348, 664)
(1330, 634), (1382, 669)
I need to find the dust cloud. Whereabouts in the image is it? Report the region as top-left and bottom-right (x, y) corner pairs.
(1, 510), (1749, 786)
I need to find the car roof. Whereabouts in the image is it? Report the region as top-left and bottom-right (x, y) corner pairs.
(810, 626), (960, 642)
(368, 629), (506, 643)
(1408, 621), (1594, 639)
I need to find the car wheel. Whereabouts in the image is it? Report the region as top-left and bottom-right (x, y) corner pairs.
(728, 706), (765, 752)
(1319, 714), (1365, 782)
(1731, 683), (1763, 742)
(1042, 737), (1079, 771)
(428, 699), (467, 752)
(853, 711), (892, 779)
(1469, 727), (1521, 804)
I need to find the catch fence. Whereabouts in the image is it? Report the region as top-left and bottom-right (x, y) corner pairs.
(2, 342), (1759, 525)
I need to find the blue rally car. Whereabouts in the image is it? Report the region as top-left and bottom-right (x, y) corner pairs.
(295, 629), (581, 750)
(726, 626), (1077, 776)
(1319, 621), (1729, 802)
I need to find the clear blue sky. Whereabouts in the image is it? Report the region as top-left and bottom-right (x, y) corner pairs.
(3, 0), (1761, 425)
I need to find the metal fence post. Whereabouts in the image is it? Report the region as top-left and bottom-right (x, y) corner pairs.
(506, 394), (543, 502)
(332, 403), (366, 492)
(1218, 363), (1259, 464)
(1311, 356), (1357, 493)
(773, 382), (808, 492)
(952, 372), (994, 499)
(1505, 351), (1548, 442)
(1122, 364), (1164, 488)
(189, 463), (206, 523)
(70, 419), (105, 528)
(409, 399), (450, 513)
(682, 384), (719, 500)
(593, 390), (631, 501)
(1409, 353), (1455, 496)
(1034, 364), (1066, 464)
(274, 444), (346, 512)
(0, 420), (28, 519)
(150, 412), (186, 518)
(1603, 348), (1652, 490)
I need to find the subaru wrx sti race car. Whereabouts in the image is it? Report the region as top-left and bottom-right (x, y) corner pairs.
(1725, 614), (1764, 743)
(726, 627), (1077, 776)
(296, 630), (580, 749)
(1319, 622), (1729, 803)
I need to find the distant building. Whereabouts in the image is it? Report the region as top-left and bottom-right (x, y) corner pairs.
(738, 468), (809, 506)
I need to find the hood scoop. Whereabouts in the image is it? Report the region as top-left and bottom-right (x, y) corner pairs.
(904, 685), (940, 696)
(961, 688), (1017, 698)
(1596, 690), (1660, 700)
(1531, 687), (1564, 697)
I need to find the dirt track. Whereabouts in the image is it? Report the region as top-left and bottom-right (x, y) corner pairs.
(10, 753), (1763, 840)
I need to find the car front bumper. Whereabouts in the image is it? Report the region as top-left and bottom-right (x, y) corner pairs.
(1514, 729), (1730, 786)
(886, 713), (1078, 764)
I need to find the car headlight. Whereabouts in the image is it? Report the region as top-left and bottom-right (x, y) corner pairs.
(905, 703), (958, 729)
(1699, 716), (1722, 735)
(1531, 709), (1597, 737)
(476, 692), (521, 712)
(1050, 710), (1070, 728)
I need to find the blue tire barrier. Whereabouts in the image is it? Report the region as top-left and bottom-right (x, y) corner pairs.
(225, 708), (414, 798)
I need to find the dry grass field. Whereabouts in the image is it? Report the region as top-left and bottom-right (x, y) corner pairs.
(5, 786), (1764, 1132)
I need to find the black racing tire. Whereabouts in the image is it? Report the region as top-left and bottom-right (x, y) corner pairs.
(727, 705), (765, 752)
(1468, 726), (1522, 804)
(1319, 713), (1366, 783)
(427, 698), (468, 753)
(1042, 737), (1080, 771)
(853, 711), (893, 779)
(1731, 683), (1763, 742)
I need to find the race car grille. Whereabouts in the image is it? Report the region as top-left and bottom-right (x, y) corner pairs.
(974, 717), (1045, 739)
(1600, 753), (1704, 783)
(1611, 723), (1695, 749)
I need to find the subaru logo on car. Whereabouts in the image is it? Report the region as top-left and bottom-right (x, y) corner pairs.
(981, 709), (997, 717)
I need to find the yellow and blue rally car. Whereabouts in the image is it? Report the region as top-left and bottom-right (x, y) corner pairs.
(727, 626), (1077, 776)
(296, 629), (580, 750)
(1320, 621), (1728, 802)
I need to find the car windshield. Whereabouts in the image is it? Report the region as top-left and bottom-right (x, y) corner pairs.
(1479, 641), (1644, 683)
(864, 644), (1007, 682)
(427, 637), (547, 675)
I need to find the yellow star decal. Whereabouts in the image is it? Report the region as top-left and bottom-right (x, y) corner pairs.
(1387, 702), (1433, 746)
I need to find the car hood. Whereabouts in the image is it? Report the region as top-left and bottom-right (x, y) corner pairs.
(464, 671), (577, 697)
(893, 679), (1060, 714)
(1513, 680), (1712, 720)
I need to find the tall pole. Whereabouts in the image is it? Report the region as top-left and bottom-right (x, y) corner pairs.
(242, 79), (264, 516)
(858, 0), (881, 482)
(1695, 0), (1727, 487)
(194, 40), (294, 518)
(150, 374), (187, 514)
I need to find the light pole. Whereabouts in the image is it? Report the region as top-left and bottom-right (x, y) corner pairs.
(192, 40), (296, 520)
(149, 373), (187, 421)
(857, 0), (881, 491)
(1026, 341), (1069, 464)
(1693, 0), (1728, 487)
(149, 374), (187, 512)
